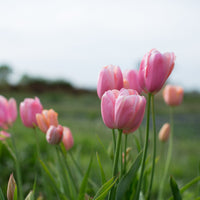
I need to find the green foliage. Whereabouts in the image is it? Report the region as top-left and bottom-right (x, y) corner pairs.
(0, 186), (5, 200)
(170, 176), (182, 200)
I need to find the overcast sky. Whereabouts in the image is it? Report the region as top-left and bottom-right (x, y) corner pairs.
(0, 0), (199, 91)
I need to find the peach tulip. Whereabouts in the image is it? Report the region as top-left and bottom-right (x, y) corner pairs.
(36, 109), (58, 133)
(138, 49), (175, 94)
(0, 96), (17, 129)
(158, 123), (170, 142)
(97, 65), (123, 99)
(62, 127), (74, 150)
(101, 88), (146, 133)
(123, 69), (142, 94)
(163, 85), (184, 106)
(46, 125), (63, 145)
(20, 97), (43, 127)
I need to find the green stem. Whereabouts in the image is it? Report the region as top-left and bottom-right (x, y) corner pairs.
(112, 129), (116, 156)
(123, 134), (128, 175)
(59, 146), (78, 193)
(10, 132), (24, 200)
(134, 93), (152, 200)
(138, 126), (144, 148)
(33, 127), (41, 159)
(158, 107), (174, 200)
(147, 94), (156, 200)
(108, 129), (123, 200)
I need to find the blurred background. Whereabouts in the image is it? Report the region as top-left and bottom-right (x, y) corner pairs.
(0, 0), (200, 91)
(0, 0), (200, 199)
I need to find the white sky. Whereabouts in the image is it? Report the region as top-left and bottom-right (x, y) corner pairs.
(0, 0), (199, 91)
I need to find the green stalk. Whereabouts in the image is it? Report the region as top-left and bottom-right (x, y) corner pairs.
(147, 94), (156, 200)
(134, 93), (152, 200)
(108, 129), (123, 200)
(158, 107), (174, 200)
(123, 134), (128, 175)
(112, 129), (116, 155)
(10, 132), (24, 200)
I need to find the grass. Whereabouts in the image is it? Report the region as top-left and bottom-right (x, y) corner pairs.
(0, 89), (200, 199)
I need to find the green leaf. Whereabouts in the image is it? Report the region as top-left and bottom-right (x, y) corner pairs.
(13, 183), (18, 200)
(93, 177), (118, 200)
(78, 156), (93, 200)
(116, 151), (143, 200)
(0, 186), (5, 200)
(170, 176), (182, 200)
(25, 190), (34, 200)
(96, 152), (106, 184)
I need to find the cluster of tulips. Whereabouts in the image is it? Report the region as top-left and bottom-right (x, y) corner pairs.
(1, 48), (199, 200)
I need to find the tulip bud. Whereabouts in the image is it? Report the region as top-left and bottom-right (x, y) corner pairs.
(97, 65), (123, 99)
(138, 49), (175, 94)
(62, 127), (74, 150)
(36, 109), (58, 133)
(46, 125), (63, 145)
(20, 97), (43, 127)
(7, 173), (16, 200)
(158, 123), (170, 142)
(163, 85), (184, 106)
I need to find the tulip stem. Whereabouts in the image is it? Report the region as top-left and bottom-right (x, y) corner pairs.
(108, 129), (123, 200)
(123, 134), (128, 175)
(134, 93), (152, 200)
(158, 107), (174, 200)
(112, 129), (116, 155)
(147, 94), (156, 200)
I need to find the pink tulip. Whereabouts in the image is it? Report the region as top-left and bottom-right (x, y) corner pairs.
(0, 131), (11, 140)
(62, 127), (74, 150)
(101, 88), (146, 133)
(20, 97), (43, 127)
(163, 85), (184, 106)
(0, 95), (17, 129)
(36, 109), (58, 133)
(97, 65), (123, 99)
(46, 125), (63, 145)
(123, 69), (142, 94)
(138, 49), (175, 94)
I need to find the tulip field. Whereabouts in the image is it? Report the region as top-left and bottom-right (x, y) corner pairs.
(0, 88), (199, 199)
(0, 49), (200, 200)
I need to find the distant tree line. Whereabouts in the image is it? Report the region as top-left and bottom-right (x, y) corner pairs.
(0, 65), (91, 94)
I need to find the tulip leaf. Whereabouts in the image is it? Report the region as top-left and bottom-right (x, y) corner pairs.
(13, 183), (18, 200)
(96, 152), (106, 185)
(115, 151), (143, 200)
(93, 177), (118, 200)
(170, 176), (182, 200)
(78, 156), (93, 200)
(0, 186), (5, 200)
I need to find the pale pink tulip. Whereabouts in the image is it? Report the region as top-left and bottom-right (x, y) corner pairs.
(46, 125), (63, 145)
(101, 88), (146, 133)
(0, 131), (11, 140)
(123, 69), (142, 94)
(20, 97), (43, 127)
(138, 49), (175, 94)
(163, 85), (184, 106)
(62, 127), (74, 150)
(36, 109), (58, 133)
(97, 65), (123, 99)
(0, 95), (17, 129)
(158, 123), (170, 142)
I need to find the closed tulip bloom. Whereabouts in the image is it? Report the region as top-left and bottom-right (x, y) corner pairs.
(62, 127), (74, 150)
(138, 49), (175, 94)
(158, 123), (170, 142)
(36, 109), (58, 133)
(7, 173), (16, 200)
(0, 96), (17, 129)
(46, 125), (63, 145)
(163, 85), (184, 106)
(20, 97), (43, 127)
(101, 88), (146, 133)
(97, 65), (123, 99)
(123, 69), (142, 94)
